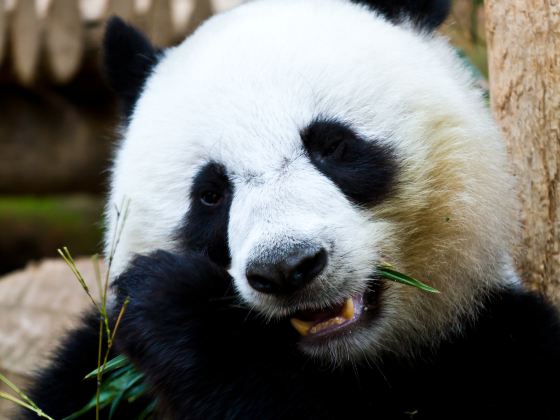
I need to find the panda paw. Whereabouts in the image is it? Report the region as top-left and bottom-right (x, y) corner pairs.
(113, 250), (245, 356)
(111, 250), (301, 417)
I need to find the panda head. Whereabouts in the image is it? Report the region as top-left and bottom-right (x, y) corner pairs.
(104, 0), (517, 363)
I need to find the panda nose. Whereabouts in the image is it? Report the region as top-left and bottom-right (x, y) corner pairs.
(246, 247), (328, 295)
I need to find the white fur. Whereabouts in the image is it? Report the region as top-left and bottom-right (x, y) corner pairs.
(105, 0), (517, 362)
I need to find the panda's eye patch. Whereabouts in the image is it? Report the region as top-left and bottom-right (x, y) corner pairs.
(178, 162), (233, 267)
(200, 190), (224, 207)
(322, 135), (346, 159)
(301, 119), (397, 206)
(190, 163), (230, 209)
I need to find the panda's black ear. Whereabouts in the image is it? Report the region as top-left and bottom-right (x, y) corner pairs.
(352, 0), (451, 31)
(103, 16), (161, 119)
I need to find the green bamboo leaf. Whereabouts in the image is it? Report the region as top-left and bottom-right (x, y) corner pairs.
(377, 266), (440, 294)
(138, 400), (157, 420)
(63, 389), (112, 420)
(126, 382), (149, 403)
(0, 392), (55, 420)
(108, 390), (126, 420)
(85, 354), (129, 379)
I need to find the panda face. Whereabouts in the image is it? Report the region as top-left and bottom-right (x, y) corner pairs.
(105, 0), (517, 362)
(221, 119), (394, 308)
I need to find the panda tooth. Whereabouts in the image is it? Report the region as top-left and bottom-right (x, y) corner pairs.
(310, 317), (346, 334)
(291, 299), (354, 336)
(341, 297), (354, 320)
(290, 318), (313, 336)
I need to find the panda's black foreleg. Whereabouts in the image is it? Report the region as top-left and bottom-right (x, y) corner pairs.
(113, 250), (320, 420)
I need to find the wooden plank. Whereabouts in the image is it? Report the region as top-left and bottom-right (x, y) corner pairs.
(183, 0), (212, 37)
(10, 0), (42, 85)
(0, 0), (6, 65)
(44, 0), (84, 83)
(143, 0), (174, 46)
(105, 0), (135, 21)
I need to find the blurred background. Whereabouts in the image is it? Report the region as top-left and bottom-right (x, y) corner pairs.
(0, 0), (486, 277)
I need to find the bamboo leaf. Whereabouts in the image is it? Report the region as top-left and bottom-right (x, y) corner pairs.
(377, 266), (440, 293)
(0, 392), (55, 420)
(85, 355), (129, 379)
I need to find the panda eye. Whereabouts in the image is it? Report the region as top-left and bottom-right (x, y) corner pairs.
(322, 137), (346, 159)
(200, 190), (224, 207)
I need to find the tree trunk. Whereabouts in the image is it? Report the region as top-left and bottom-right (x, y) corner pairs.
(485, 1), (560, 304)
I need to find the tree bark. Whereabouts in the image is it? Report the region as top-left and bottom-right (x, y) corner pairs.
(485, 1), (560, 304)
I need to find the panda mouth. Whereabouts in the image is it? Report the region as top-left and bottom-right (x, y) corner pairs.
(289, 281), (382, 338)
(290, 294), (364, 337)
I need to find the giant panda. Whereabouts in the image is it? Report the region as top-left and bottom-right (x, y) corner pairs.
(22, 0), (560, 419)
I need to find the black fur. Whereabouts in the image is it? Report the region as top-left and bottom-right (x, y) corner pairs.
(24, 251), (560, 419)
(103, 17), (161, 119)
(301, 119), (398, 206)
(178, 162), (233, 267)
(352, 0), (451, 31)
